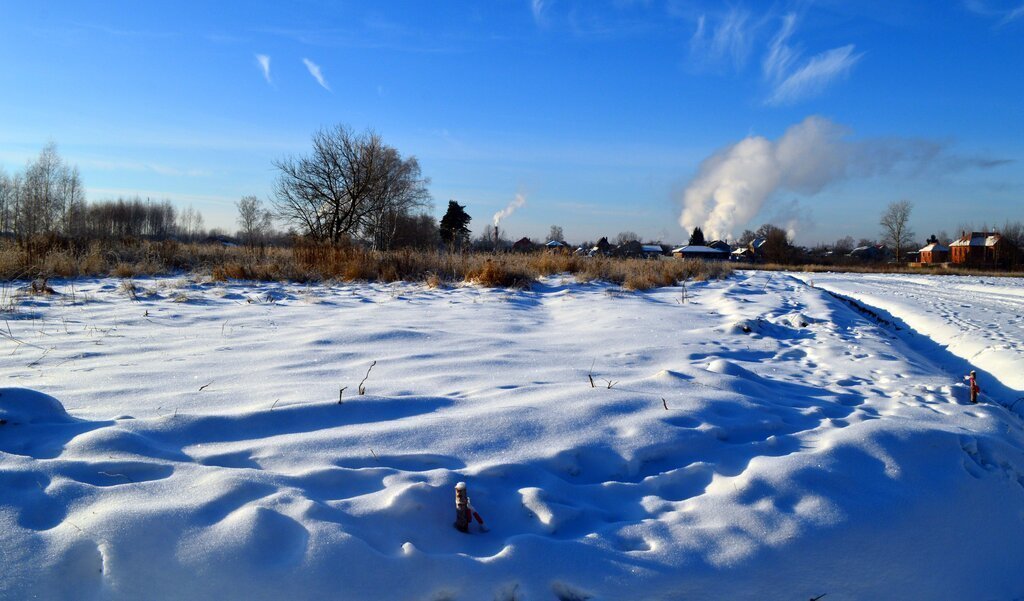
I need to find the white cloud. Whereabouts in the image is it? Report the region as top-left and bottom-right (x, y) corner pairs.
(762, 14), (862, 105)
(256, 54), (271, 84)
(302, 58), (331, 91)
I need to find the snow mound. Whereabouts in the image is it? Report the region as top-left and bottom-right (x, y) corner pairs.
(0, 387), (74, 424)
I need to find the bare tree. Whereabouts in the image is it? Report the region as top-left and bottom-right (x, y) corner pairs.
(0, 169), (12, 233)
(548, 225), (565, 243)
(615, 231), (639, 245)
(1000, 220), (1023, 248)
(755, 223), (794, 263)
(272, 125), (430, 246)
(879, 200), (915, 262)
(176, 205), (206, 241)
(236, 195), (274, 248)
(833, 236), (855, 254)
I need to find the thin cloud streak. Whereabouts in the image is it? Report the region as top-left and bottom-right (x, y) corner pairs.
(689, 8), (757, 70)
(531, 0), (549, 25)
(1000, 2), (1024, 24)
(256, 54), (272, 84)
(763, 14), (862, 105)
(302, 58), (331, 91)
(767, 45), (862, 105)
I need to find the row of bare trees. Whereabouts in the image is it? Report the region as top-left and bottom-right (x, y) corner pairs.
(0, 143), (86, 240)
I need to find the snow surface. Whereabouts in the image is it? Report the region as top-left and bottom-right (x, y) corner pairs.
(795, 272), (1024, 395)
(2, 273), (1024, 600)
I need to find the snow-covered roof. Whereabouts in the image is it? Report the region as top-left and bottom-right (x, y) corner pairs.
(641, 245), (664, 253)
(545, 240), (566, 247)
(950, 233), (1000, 247)
(919, 243), (949, 252)
(672, 245), (728, 254)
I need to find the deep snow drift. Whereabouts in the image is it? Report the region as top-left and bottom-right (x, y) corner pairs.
(1, 273), (1023, 600)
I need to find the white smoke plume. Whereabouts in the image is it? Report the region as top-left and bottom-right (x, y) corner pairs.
(493, 193), (526, 227)
(679, 116), (848, 241)
(678, 115), (1009, 240)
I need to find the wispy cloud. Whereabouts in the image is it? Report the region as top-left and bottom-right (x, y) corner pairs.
(689, 8), (757, 70)
(1000, 2), (1024, 24)
(763, 14), (862, 105)
(965, 0), (1024, 25)
(255, 54), (271, 84)
(302, 58), (331, 91)
(531, 0), (550, 25)
(767, 45), (862, 105)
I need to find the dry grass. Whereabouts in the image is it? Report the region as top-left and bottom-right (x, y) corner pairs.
(0, 238), (731, 289)
(5, 236), (1020, 292)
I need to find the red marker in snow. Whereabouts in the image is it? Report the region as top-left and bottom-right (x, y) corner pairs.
(454, 481), (487, 533)
(967, 370), (981, 404)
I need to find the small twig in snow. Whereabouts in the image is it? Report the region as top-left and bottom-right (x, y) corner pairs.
(359, 361), (376, 395)
(662, 397), (669, 410)
(198, 382), (212, 392)
(603, 379), (618, 389)
(338, 387), (347, 404)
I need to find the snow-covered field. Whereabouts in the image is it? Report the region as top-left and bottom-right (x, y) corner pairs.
(2, 272), (1023, 600)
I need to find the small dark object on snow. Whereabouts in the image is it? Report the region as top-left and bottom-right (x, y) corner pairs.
(741, 325), (752, 333)
(28, 279), (57, 295)
(454, 481), (487, 533)
(810, 594), (827, 601)
(0, 419), (7, 426)
(358, 361), (376, 395)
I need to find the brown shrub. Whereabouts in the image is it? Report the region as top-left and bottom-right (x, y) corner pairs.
(465, 258), (532, 289)
(112, 263), (136, 278)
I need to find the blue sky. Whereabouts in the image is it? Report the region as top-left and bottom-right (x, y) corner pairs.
(1, 1), (1022, 245)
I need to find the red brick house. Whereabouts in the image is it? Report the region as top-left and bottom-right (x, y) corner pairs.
(949, 232), (1018, 268)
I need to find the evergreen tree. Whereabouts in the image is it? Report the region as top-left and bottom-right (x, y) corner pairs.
(439, 200), (471, 249)
(689, 226), (705, 246)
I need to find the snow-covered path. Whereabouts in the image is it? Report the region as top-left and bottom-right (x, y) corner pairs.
(2, 273), (1023, 600)
(793, 272), (1024, 395)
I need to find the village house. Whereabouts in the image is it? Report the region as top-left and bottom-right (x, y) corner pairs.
(511, 237), (536, 253)
(950, 232), (1019, 268)
(918, 241), (950, 264)
(671, 245), (729, 261)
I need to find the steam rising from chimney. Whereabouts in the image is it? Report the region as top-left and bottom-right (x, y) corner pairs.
(493, 193), (526, 227)
(679, 116), (848, 240)
(678, 115), (1008, 241)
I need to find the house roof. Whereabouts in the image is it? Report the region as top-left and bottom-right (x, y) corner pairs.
(672, 245), (728, 254)
(919, 243), (950, 252)
(641, 245), (664, 253)
(545, 240), (567, 247)
(950, 232), (1001, 247)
